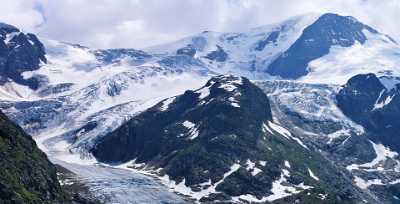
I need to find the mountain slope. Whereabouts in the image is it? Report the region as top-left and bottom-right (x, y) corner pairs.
(146, 13), (319, 78)
(267, 13), (381, 78)
(0, 111), (67, 203)
(92, 76), (369, 203)
(337, 73), (400, 152)
(0, 13), (399, 203)
(256, 78), (400, 204)
(147, 13), (400, 84)
(0, 23), (46, 89)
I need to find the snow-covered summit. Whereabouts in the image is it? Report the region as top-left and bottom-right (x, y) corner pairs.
(146, 13), (400, 84)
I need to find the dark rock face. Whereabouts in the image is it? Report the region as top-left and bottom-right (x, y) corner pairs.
(254, 30), (280, 51)
(37, 83), (74, 97)
(0, 111), (66, 203)
(92, 76), (363, 203)
(176, 44), (196, 57)
(337, 73), (400, 151)
(158, 55), (203, 69)
(205, 45), (228, 62)
(93, 48), (151, 65)
(93, 76), (272, 163)
(0, 23), (46, 89)
(267, 13), (377, 79)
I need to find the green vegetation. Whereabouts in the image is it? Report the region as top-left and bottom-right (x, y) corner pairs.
(0, 111), (68, 203)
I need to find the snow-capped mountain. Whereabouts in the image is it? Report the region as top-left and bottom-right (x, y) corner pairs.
(148, 13), (400, 84)
(92, 75), (370, 203)
(256, 75), (400, 203)
(1, 11), (400, 203)
(0, 23), (46, 89)
(337, 73), (400, 152)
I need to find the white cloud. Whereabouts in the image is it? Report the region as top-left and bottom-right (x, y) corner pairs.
(0, 0), (399, 49)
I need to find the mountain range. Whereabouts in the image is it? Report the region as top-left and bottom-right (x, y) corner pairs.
(1, 12), (400, 203)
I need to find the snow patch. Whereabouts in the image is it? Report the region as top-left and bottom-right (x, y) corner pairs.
(259, 161), (267, 166)
(308, 168), (319, 181)
(354, 176), (382, 189)
(246, 159), (263, 176)
(160, 97), (175, 111)
(301, 29), (400, 85)
(284, 160), (291, 168)
(373, 93), (394, 110)
(160, 163), (241, 202)
(182, 120), (195, 129)
(181, 120), (200, 140)
(4, 31), (19, 44)
(346, 141), (398, 172)
(267, 121), (309, 149)
(379, 76), (400, 91)
(233, 167), (312, 203)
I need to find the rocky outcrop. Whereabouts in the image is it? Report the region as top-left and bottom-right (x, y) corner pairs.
(0, 23), (46, 89)
(267, 13), (380, 79)
(337, 73), (400, 152)
(92, 75), (366, 203)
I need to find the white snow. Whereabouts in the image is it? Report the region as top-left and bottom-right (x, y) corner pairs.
(233, 165), (312, 203)
(379, 76), (400, 91)
(268, 121), (292, 139)
(257, 80), (365, 146)
(146, 13), (319, 78)
(346, 141), (398, 171)
(4, 31), (19, 44)
(0, 81), (37, 101)
(308, 168), (320, 181)
(373, 94), (394, 110)
(267, 170), (311, 201)
(160, 97), (176, 111)
(180, 120), (200, 140)
(219, 83), (237, 92)
(181, 120), (200, 140)
(301, 29), (400, 85)
(291, 137), (309, 150)
(319, 193), (328, 200)
(259, 161), (267, 166)
(246, 159), (263, 176)
(160, 163), (241, 202)
(228, 96), (240, 107)
(182, 120), (195, 129)
(4, 11), (400, 203)
(284, 160), (291, 168)
(354, 176), (383, 189)
(267, 121), (309, 149)
(240, 168), (310, 202)
(251, 168), (263, 176)
(196, 87), (210, 100)
(218, 77), (243, 92)
(327, 129), (352, 143)
(0, 37), (213, 203)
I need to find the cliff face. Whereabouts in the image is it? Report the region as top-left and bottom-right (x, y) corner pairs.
(0, 23), (46, 89)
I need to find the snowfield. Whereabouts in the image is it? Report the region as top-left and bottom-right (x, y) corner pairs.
(1, 12), (400, 203)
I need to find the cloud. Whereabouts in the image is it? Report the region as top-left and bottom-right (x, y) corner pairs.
(0, 0), (399, 49)
(0, 0), (44, 31)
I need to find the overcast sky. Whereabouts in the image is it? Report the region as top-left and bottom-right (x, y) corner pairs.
(1, 0), (399, 49)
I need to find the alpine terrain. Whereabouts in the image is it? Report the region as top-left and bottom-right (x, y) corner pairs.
(0, 11), (400, 204)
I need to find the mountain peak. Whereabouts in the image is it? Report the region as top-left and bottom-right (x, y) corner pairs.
(91, 75), (363, 203)
(0, 22), (46, 89)
(92, 75), (273, 163)
(0, 22), (19, 33)
(319, 12), (357, 21)
(266, 12), (385, 79)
